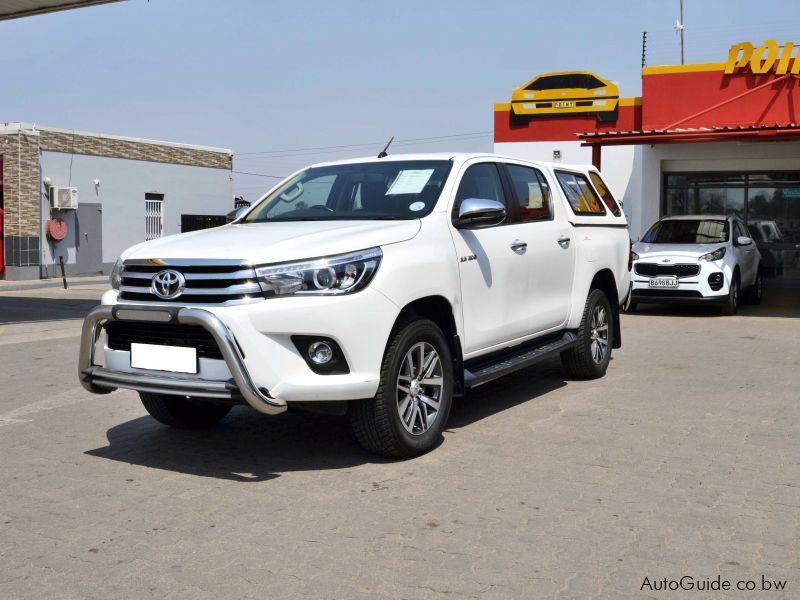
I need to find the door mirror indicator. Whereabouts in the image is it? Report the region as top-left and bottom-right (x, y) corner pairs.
(455, 198), (507, 229)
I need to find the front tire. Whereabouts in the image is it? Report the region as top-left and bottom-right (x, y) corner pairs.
(139, 393), (232, 428)
(561, 289), (613, 379)
(721, 273), (740, 316)
(349, 319), (453, 458)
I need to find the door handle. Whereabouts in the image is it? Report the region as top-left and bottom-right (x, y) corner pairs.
(510, 240), (527, 254)
(557, 235), (571, 247)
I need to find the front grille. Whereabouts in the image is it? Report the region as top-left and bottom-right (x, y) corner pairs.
(119, 261), (261, 305)
(632, 289), (703, 299)
(105, 321), (223, 360)
(634, 263), (700, 278)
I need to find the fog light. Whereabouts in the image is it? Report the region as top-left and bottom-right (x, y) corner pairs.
(708, 272), (724, 291)
(308, 341), (333, 365)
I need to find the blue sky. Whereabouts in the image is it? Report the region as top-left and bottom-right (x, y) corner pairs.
(2, 0), (798, 198)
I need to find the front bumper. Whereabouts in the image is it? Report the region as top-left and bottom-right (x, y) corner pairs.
(630, 260), (730, 304)
(78, 304), (287, 415)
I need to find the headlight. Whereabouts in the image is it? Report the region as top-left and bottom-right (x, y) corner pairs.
(698, 247), (726, 262)
(255, 247), (382, 298)
(631, 251), (639, 261)
(110, 258), (123, 290)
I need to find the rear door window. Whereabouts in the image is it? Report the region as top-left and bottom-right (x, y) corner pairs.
(589, 172), (622, 217)
(504, 164), (552, 222)
(555, 171), (605, 215)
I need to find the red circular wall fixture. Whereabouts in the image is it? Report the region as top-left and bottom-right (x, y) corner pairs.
(47, 218), (69, 241)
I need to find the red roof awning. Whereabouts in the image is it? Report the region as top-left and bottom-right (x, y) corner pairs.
(578, 123), (800, 146)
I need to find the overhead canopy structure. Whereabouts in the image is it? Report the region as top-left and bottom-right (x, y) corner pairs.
(0, 0), (122, 21)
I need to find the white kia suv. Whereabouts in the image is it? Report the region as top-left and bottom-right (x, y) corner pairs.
(627, 215), (762, 315)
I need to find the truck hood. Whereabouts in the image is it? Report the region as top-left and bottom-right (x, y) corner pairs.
(121, 220), (422, 264)
(633, 241), (725, 259)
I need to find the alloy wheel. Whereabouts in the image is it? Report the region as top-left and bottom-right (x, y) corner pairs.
(396, 342), (444, 435)
(589, 305), (609, 364)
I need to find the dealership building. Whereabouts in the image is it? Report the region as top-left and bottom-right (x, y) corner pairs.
(0, 123), (233, 280)
(494, 40), (800, 285)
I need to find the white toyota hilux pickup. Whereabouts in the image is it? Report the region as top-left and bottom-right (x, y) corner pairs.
(79, 153), (631, 457)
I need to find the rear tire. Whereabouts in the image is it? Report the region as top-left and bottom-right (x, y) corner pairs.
(747, 268), (763, 305)
(349, 319), (453, 458)
(720, 273), (740, 316)
(561, 289), (613, 379)
(509, 111), (530, 127)
(139, 393), (232, 429)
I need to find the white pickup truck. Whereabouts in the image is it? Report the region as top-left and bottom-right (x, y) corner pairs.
(79, 153), (631, 457)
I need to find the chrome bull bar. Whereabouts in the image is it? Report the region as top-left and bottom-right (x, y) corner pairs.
(78, 304), (287, 415)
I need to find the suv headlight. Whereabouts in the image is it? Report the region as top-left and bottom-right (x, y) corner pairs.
(255, 247), (382, 298)
(698, 247), (726, 262)
(110, 258), (123, 290)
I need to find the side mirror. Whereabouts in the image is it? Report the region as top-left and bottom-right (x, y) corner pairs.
(455, 198), (507, 229)
(737, 236), (753, 246)
(227, 206), (249, 223)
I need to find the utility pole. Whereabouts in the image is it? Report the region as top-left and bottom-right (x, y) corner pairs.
(678, 0), (685, 64)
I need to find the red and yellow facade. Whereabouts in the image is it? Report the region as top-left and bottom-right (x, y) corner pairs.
(493, 40), (800, 240)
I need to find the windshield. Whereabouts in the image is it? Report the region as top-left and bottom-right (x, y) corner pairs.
(642, 219), (729, 244)
(242, 160), (453, 222)
(526, 74), (605, 91)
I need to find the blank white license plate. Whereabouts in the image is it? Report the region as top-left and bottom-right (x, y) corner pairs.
(130, 343), (197, 374)
(649, 277), (679, 289)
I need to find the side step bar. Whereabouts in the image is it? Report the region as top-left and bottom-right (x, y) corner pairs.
(464, 332), (578, 389)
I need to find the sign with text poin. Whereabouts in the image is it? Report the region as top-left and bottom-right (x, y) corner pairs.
(725, 40), (800, 75)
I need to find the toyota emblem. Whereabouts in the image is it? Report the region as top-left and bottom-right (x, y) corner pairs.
(151, 269), (186, 299)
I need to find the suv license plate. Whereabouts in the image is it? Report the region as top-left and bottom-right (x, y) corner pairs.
(131, 343), (198, 374)
(649, 277), (679, 289)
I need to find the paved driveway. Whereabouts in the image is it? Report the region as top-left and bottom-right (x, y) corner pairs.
(0, 287), (797, 598)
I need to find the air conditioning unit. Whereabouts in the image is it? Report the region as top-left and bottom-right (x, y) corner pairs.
(50, 186), (79, 210)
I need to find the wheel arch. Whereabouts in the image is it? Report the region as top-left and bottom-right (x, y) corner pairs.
(390, 295), (464, 395)
(589, 269), (622, 349)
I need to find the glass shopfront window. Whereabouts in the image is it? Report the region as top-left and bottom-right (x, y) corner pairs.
(663, 171), (800, 278)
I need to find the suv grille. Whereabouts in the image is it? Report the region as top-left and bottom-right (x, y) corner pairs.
(105, 321), (224, 360)
(634, 263), (700, 278)
(119, 261), (261, 305)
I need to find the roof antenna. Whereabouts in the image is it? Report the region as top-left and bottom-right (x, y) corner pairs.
(377, 136), (394, 158)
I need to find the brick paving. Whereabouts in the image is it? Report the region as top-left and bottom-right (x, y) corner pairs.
(0, 289), (797, 599)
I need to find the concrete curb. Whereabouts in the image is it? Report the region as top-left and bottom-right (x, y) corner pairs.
(0, 277), (108, 292)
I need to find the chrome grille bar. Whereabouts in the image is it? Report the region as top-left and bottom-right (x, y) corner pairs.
(118, 259), (262, 305)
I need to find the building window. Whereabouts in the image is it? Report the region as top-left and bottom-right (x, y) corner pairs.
(145, 193), (164, 241)
(181, 214), (227, 232)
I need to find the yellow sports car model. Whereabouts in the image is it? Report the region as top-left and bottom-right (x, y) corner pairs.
(510, 71), (619, 123)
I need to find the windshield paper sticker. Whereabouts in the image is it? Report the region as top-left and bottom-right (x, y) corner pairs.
(387, 169), (434, 195)
(409, 201), (426, 211)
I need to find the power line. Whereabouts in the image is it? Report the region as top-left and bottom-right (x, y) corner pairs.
(232, 170), (287, 179)
(234, 133), (493, 162)
(236, 130), (493, 158)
